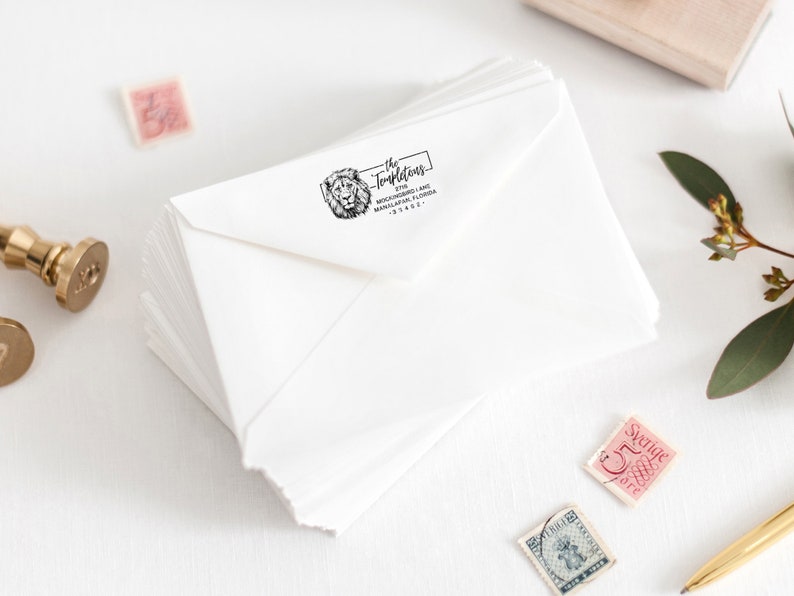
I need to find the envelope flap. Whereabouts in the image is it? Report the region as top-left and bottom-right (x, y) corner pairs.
(172, 80), (562, 279)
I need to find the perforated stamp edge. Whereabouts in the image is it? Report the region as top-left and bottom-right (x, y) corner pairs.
(121, 76), (194, 147)
(517, 504), (616, 595)
(584, 414), (679, 507)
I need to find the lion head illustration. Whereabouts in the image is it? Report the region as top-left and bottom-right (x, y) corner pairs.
(321, 168), (372, 219)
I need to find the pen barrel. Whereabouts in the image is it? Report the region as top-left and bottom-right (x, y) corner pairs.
(685, 501), (794, 591)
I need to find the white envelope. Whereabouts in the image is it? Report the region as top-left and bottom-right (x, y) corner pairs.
(141, 61), (658, 533)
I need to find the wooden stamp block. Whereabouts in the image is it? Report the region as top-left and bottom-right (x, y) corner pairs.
(521, 0), (773, 90)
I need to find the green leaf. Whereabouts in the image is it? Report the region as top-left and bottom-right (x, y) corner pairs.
(780, 91), (794, 140)
(659, 151), (737, 216)
(700, 238), (736, 260)
(707, 300), (794, 398)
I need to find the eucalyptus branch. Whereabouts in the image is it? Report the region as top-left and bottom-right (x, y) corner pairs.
(752, 240), (794, 260)
(658, 98), (794, 398)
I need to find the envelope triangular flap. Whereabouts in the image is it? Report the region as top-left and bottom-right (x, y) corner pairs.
(172, 80), (562, 281)
(172, 209), (372, 437)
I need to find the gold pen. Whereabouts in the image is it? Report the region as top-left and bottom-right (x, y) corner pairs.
(681, 500), (794, 593)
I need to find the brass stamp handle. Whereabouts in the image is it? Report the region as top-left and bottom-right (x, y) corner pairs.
(0, 224), (109, 312)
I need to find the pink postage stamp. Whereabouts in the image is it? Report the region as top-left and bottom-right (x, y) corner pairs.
(122, 77), (193, 146)
(584, 415), (678, 507)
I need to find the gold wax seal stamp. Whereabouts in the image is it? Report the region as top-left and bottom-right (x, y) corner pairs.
(0, 317), (34, 386)
(0, 224), (109, 312)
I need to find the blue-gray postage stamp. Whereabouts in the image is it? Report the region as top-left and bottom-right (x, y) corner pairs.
(517, 505), (616, 595)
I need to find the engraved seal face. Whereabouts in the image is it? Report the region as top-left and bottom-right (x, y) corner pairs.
(55, 238), (109, 312)
(0, 318), (34, 386)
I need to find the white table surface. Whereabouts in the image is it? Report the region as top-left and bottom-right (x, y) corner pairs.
(2, 2), (793, 595)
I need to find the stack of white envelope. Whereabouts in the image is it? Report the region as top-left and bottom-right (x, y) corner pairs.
(141, 58), (659, 534)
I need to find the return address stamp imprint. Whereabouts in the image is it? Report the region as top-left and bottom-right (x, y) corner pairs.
(518, 505), (615, 595)
(584, 414), (678, 507)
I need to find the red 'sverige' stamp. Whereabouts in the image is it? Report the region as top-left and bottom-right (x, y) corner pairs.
(122, 77), (193, 146)
(584, 415), (678, 507)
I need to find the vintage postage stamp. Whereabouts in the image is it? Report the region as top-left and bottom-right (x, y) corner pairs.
(122, 77), (193, 146)
(517, 505), (615, 595)
(584, 414), (678, 506)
